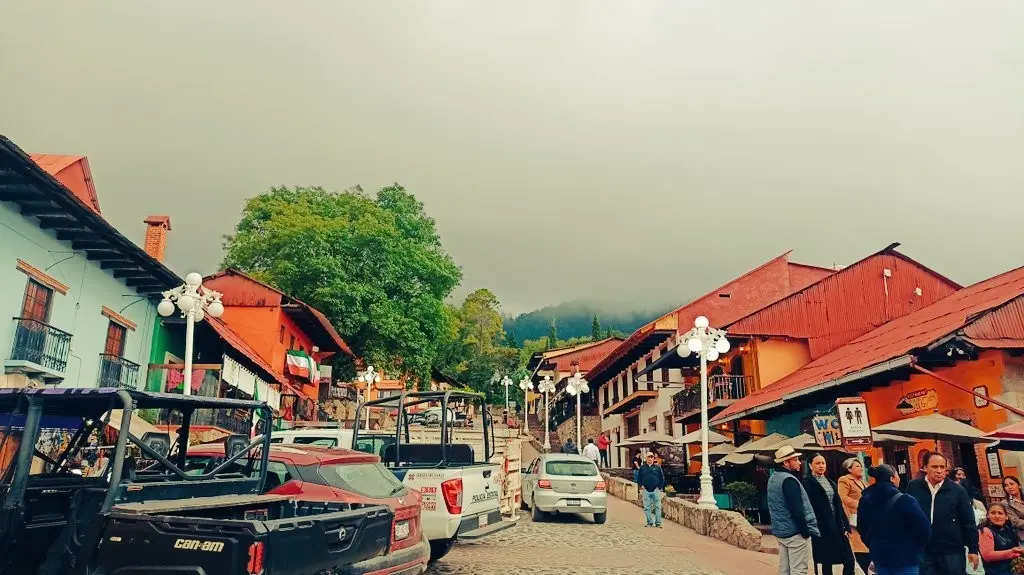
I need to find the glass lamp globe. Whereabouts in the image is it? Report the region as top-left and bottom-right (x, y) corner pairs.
(694, 316), (710, 329)
(687, 337), (702, 353)
(185, 272), (203, 287)
(157, 299), (175, 317)
(193, 308), (205, 322)
(207, 301), (224, 318)
(715, 338), (731, 354)
(176, 294), (196, 312)
(706, 349), (720, 362)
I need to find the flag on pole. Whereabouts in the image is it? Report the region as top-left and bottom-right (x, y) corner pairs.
(286, 350), (316, 381)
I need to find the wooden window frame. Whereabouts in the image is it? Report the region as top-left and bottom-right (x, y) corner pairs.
(21, 279), (54, 323)
(101, 306), (137, 331)
(16, 260), (69, 295)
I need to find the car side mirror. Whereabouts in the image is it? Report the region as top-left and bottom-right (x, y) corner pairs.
(141, 432), (172, 458)
(521, 467), (529, 474)
(225, 434), (249, 458)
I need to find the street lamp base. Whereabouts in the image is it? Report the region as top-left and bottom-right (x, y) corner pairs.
(697, 474), (718, 509)
(543, 440), (551, 451)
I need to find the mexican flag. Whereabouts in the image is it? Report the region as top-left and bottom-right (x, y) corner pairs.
(285, 350), (319, 383)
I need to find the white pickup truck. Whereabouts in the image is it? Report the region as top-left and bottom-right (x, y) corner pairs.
(354, 390), (513, 562)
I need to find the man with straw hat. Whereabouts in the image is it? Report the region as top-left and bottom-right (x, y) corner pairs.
(768, 445), (820, 575)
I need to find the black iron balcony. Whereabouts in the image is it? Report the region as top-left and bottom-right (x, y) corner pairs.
(98, 354), (141, 390)
(671, 375), (752, 420)
(213, 410), (252, 435)
(9, 317), (72, 374)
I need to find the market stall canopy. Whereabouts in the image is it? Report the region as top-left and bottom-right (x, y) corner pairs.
(689, 442), (736, 461)
(985, 420), (1024, 441)
(718, 432), (789, 466)
(872, 432), (919, 446)
(676, 428), (730, 445)
(755, 433), (823, 453)
(873, 413), (994, 444)
(619, 431), (679, 447)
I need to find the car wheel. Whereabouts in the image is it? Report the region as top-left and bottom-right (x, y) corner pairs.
(520, 493), (529, 510)
(428, 536), (457, 563)
(531, 497), (545, 522)
(594, 512), (607, 525)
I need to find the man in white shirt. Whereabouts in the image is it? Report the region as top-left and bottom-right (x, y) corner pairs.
(582, 438), (601, 465)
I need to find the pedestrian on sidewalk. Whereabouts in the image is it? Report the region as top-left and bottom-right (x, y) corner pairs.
(838, 457), (871, 574)
(632, 451), (643, 483)
(597, 433), (610, 468)
(562, 438), (578, 455)
(1000, 476), (1024, 540)
(857, 464), (931, 575)
(767, 445), (820, 575)
(802, 454), (855, 575)
(979, 502), (1024, 575)
(637, 452), (665, 527)
(583, 438), (601, 465)
(904, 452), (980, 575)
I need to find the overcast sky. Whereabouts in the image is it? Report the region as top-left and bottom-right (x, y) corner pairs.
(2, 2), (1023, 314)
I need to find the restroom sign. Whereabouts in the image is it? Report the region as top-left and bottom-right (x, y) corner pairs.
(813, 415), (843, 448)
(836, 398), (873, 451)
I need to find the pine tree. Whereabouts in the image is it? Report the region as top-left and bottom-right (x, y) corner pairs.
(546, 318), (558, 349)
(504, 329), (518, 348)
(591, 315), (602, 341)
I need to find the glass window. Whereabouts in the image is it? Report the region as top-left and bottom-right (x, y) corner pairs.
(292, 437), (337, 447)
(545, 460), (598, 477)
(21, 279), (52, 322)
(104, 322), (127, 357)
(316, 463), (404, 498)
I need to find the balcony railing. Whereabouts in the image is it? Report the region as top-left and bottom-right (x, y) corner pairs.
(671, 374), (752, 418)
(9, 317), (73, 373)
(97, 354), (141, 390)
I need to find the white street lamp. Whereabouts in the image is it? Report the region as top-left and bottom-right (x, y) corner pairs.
(538, 376), (556, 451)
(518, 377), (534, 434)
(501, 375), (513, 419)
(565, 372), (590, 451)
(677, 315), (730, 509)
(360, 366), (382, 430)
(158, 272), (225, 396)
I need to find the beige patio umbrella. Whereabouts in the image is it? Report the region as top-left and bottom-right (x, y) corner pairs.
(689, 442), (736, 462)
(619, 431), (680, 448)
(676, 428), (731, 445)
(718, 432), (790, 466)
(872, 413), (994, 448)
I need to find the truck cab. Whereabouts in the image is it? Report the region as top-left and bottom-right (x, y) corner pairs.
(352, 390), (513, 563)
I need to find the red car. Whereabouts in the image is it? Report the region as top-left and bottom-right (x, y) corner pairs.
(187, 443), (429, 575)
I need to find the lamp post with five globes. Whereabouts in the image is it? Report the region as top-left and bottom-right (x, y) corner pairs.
(519, 377), (534, 434)
(157, 273), (225, 396)
(538, 376), (555, 451)
(565, 372), (589, 450)
(677, 315), (730, 509)
(361, 366), (382, 430)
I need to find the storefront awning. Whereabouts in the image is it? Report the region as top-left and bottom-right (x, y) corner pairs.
(873, 413), (994, 445)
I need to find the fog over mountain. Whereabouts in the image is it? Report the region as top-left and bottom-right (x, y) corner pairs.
(504, 298), (676, 342)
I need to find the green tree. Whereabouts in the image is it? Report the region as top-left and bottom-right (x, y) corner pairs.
(546, 318), (558, 349)
(504, 328), (518, 348)
(221, 184), (462, 385)
(434, 289), (519, 401)
(591, 315), (602, 341)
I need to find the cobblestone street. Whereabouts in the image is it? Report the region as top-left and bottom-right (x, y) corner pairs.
(426, 496), (778, 575)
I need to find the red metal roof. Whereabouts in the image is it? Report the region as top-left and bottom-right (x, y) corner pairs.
(726, 246), (961, 359)
(713, 265), (1024, 423)
(206, 316), (288, 386)
(29, 154), (102, 214)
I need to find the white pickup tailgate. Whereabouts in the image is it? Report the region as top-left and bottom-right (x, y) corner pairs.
(403, 464), (503, 541)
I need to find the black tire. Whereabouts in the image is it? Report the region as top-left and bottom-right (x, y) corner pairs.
(531, 497), (545, 522)
(428, 536), (457, 563)
(520, 494), (529, 510)
(594, 512), (607, 525)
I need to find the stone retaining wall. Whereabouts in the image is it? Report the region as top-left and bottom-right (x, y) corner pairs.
(555, 415), (602, 446)
(603, 473), (763, 552)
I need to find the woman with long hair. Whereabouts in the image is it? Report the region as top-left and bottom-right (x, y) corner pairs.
(1001, 476), (1024, 540)
(838, 457), (870, 574)
(979, 502), (1024, 575)
(802, 454), (855, 575)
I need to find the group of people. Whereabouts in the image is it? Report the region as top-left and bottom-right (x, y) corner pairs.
(561, 434), (611, 468)
(769, 445), (1024, 575)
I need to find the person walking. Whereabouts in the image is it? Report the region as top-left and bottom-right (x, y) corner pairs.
(802, 454), (856, 575)
(582, 438), (601, 466)
(637, 451), (665, 528)
(979, 502), (1024, 575)
(857, 464), (931, 575)
(562, 438), (578, 455)
(905, 452), (980, 575)
(838, 457), (871, 574)
(1000, 476), (1024, 540)
(767, 445), (820, 575)
(597, 433), (610, 468)
(632, 451), (643, 483)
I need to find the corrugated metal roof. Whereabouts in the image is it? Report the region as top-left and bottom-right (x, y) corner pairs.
(726, 247), (961, 359)
(29, 153), (102, 214)
(206, 316), (288, 386)
(963, 297), (1024, 342)
(713, 265), (1024, 423)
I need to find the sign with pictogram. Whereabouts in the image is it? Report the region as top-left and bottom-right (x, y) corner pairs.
(836, 398), (873, 451)
(812, 415), (843, 448)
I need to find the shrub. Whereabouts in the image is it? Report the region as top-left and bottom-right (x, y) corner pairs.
(724, 481), (759, 518)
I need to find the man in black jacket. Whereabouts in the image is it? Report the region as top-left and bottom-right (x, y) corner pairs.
(637, 452), (666, 527)
(904, 452), (980, 575)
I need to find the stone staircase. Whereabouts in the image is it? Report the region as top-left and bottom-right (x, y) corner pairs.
(526, 414), (561, 452)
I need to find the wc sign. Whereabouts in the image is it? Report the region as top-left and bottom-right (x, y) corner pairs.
(813, 415), (843, 448)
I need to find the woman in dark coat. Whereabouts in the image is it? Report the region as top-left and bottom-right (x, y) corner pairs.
(802, 454), (855, 575)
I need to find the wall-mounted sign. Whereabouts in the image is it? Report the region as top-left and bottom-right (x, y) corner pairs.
(836, 398), (873, 451)
(987, 451), (1003, 478)
(813, 415), (843, 448)
(897, 388), (938, 415)
(974, 386), (990, 408)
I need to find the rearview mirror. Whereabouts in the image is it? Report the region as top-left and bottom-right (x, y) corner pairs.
(225, 434), (249, 458)
(141, 432), (172, 458)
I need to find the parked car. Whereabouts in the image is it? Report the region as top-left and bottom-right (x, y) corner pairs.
(271, 425), (397, 458)
(186, 442), (430, 575)
(521, 453), (608, 524)
(354, 391), (513, 563)
(0, 388), (393, 575)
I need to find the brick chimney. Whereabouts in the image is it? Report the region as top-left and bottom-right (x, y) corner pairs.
(143, 215), (171, 262)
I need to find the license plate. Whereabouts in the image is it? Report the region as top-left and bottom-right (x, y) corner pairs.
(567, 499), (581, 506)
(478, 514), (489, 528)
(394, 521), (410, 540)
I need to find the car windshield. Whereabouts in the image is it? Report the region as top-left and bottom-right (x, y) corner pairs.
(291, 437), (338, 447)
(545, 460), (598, 477)
(317, 462), (405, 498)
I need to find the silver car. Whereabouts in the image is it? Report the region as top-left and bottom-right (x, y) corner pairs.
(522, 454), (608, 524)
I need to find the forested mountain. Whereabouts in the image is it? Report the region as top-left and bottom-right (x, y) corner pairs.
(504, 299), (673, 342)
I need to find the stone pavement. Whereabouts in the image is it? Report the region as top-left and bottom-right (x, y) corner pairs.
(426, 495), (780, 575)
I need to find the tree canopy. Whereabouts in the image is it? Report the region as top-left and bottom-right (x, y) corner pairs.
(434, 289), (519, 401)
(221, 184), (462, 385)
